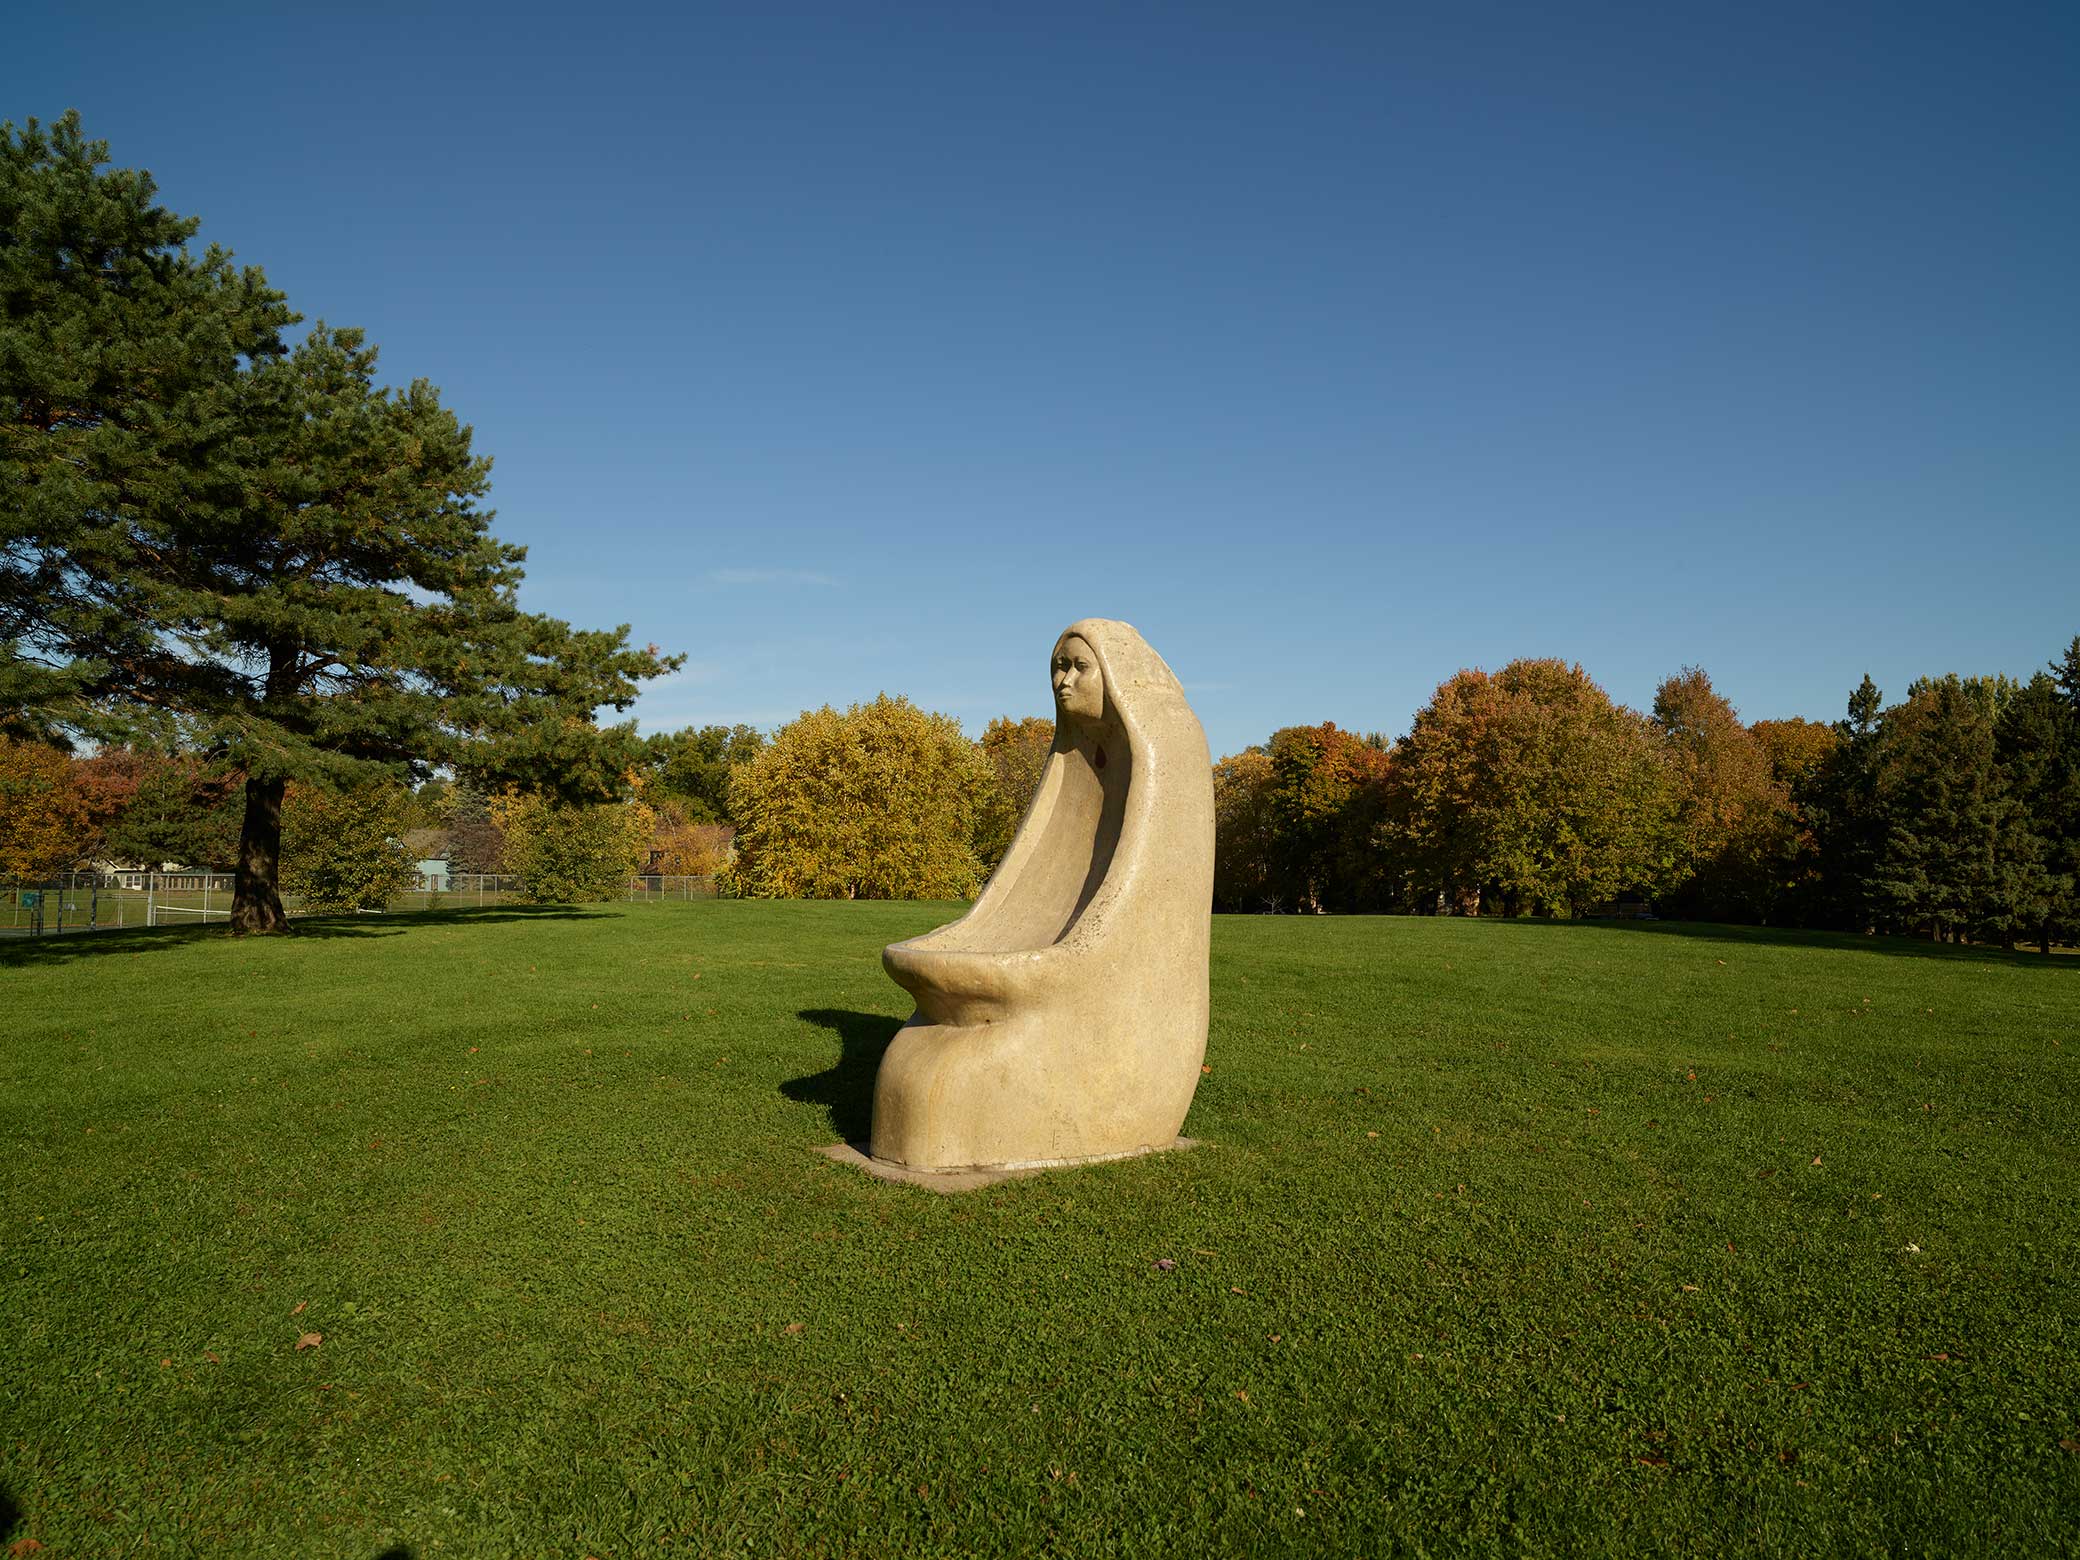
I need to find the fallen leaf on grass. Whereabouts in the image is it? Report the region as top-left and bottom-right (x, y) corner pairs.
(11, 1538), (48, 1556)
(783, 1322), (805, 1335)
(1923, 1353), (1952, 1362)
(1638, 1454), (1669, 1467)
(1681, 1285), (1700, 1293)
(1153, 1258), (1177, 1273)
(205, 1352), (220, 1365)
(159, 1357), (171, 1368)
(2060, 1438), (2080, 1455)
(1229, 1286), (1245, 1295)
(1235, 1390), (1250, 1404)
(291, 1301), (307, 1316)
(1811, 1155), (1822, 1166)
(295, 1332), (322, 1351)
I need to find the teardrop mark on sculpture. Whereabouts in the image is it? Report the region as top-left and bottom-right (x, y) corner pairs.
(1093, 744), (1107, 770)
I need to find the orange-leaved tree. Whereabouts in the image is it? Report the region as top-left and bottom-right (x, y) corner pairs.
(0, 734), (92, 879)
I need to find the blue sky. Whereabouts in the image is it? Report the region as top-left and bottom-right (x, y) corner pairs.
(13, 1), (2077, 758)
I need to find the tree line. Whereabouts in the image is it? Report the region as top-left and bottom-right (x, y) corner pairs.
(1210, 645), (2080, 951)
(10, 641), (2073, 948)
(0, 708), (1043, 908)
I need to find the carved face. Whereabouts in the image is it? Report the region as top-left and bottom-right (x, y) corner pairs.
(1051, 634), (1104, 723)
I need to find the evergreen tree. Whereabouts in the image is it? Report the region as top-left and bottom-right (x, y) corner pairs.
(443, 783), (506, 876)
(2, 112), (294, 742)
(1808, 677), (1886, 931)
(99, 755), (242, 869)
(1997, 655), (2080, 952)
(2, 116), (677, 932)
(1872, 676), (2042, 943)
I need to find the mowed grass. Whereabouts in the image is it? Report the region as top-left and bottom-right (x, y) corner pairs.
(2, 905), (2075, 1558)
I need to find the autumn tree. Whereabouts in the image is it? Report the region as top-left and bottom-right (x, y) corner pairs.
(0, 733), (91, 878)
(973, 715), (1054, 872)
(1391, 660), (1672, 916)
(1211, 748), (1278, 911)
(1262, 722), (1394, 912)
(0, 114), (676, 933)
(650, 806), (734, 877)
(1650, 668), (1785, 921)
(728, 696), (992, 900)
(1749, 717), (1839, 924)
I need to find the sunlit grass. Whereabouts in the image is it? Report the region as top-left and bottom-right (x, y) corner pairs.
(2, 904), (2074, 1556)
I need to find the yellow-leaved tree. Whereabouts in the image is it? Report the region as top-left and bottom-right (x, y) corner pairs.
(0, 735), (91, 879)
(972, 715), (1053, 871)
(728, 695), (992, 899)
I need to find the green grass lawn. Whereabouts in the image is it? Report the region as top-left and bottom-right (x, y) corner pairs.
(3, 904), (2075, 1558)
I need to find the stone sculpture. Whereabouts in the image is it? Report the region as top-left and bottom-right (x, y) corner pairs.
(870, 618), (1214, 1173)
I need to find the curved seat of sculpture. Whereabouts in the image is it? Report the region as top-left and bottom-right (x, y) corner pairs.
(872, 618), (1214, 1173)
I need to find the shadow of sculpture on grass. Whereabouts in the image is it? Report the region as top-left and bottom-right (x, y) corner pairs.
(781, 1009), (905, 1146)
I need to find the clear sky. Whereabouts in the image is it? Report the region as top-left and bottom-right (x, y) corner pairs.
(12, 1), (2077, 758)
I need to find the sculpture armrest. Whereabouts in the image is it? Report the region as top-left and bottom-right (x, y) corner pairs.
(881, 939), (1063, 1026)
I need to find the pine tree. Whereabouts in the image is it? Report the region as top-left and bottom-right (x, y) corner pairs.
(1809, 676), (1886, 931)
(1999, 645), (2080, 952)
(2, 114), (677, 931)
(2, 112), (294, 740)
(1872, 676), (2031, 942)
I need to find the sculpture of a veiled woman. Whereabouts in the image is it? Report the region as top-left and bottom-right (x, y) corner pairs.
(872, 618), (1214, 1172)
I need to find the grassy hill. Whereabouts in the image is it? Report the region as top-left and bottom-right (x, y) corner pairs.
(2, 904), (2074, 1556)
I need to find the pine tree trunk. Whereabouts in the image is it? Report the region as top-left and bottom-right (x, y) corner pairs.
(230, 776), (289, 935)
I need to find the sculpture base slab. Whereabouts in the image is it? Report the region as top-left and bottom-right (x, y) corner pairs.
(816, 1138), (1201, 1194)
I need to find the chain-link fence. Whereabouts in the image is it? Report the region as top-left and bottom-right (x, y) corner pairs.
(1, 870), (719, 937)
